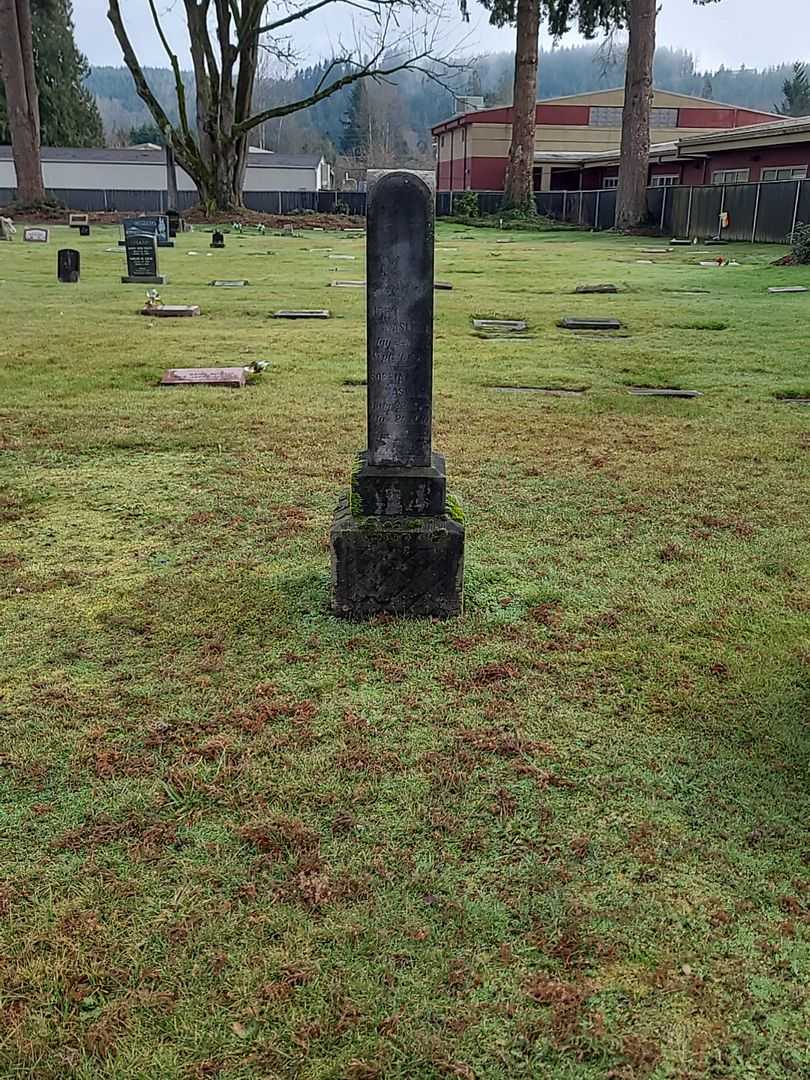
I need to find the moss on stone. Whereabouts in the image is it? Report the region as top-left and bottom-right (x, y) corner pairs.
(445, 492), (466, 526)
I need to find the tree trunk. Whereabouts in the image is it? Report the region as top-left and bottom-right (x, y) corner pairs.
(0, 0), (45, 203)
(503, 0), (539, 212)
(615, 0), (656, 230)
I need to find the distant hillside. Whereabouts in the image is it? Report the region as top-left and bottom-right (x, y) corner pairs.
(85, 46), (804, 151)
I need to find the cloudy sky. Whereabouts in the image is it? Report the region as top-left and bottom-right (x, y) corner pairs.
(73, 0), (809, 74)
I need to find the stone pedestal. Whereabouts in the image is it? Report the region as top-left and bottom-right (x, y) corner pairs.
(331, 497), (464, 619)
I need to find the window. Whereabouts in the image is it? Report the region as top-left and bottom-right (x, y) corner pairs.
(590, 106), (623, 127)
(712, 169), (750, 185)
(602, 177), (619, 188)
(650, 175), (679, 187)
(650, 108), (678, 128)
(761, 166), (807, 181)
(589, 106), (678, 128)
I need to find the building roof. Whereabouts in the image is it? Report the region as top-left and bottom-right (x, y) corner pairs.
(432, 88), (778, 136)
(0, 145), (325, 169)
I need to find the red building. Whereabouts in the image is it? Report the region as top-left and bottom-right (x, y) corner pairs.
(432, 88), (780, 193)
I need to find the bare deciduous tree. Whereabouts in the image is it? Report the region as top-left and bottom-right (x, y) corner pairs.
(107, 0), (462, 212)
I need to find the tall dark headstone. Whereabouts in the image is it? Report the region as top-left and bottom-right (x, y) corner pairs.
(57, 249), (80, 283)
(330, 170), (464, 619)
(211, 231), (225, 249)
(166, 208), (181, 238)
(121, 233), (166, 285)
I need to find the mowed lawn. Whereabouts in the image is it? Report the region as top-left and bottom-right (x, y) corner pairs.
(0, 221), (809, 1080)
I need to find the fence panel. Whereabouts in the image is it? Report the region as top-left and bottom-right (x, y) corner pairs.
(721, 183), (757, 242)
(755, 180), (798, 243)
(793, 178), (810, 238)
(687, 186), (724, 239)
(666, 186), (692, 237)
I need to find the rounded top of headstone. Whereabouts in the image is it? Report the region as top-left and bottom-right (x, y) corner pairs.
(367, 169), (435, 203)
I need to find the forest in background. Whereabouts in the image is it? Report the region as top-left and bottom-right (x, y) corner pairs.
(87, 45), (809, 168)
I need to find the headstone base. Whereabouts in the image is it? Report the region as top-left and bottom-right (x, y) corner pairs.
(330, 496), (464, 619)
(353, 450), (446, 516)
(122, 274), (167, 284)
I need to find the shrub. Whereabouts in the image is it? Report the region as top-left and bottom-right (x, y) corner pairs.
(452, 191), (479, 218)
(790, 222), (810, 263)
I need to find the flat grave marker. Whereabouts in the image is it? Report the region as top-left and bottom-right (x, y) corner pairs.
(575, 283), (618, 294)
(768, 286), (808, 294)
(471, 318), (527, 332)
(122, 233), (166, 284)
(141, 304), (200, 317)
(559, 316), (622, 331)
(24, 227), (48, 242)
(57, 249), (80, 283)
(273, 309), (331, 318)
(490, 384), (585, 396)
(161, 367), (245, 387)
(210, 280), (248, 287)
(629, 387), (701, 398)
(331, 280), (365, 288)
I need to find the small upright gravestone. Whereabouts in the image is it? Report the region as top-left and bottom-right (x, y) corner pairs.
(24, 227), (48, 242)
(119, 216), (173, 248)
(57, 249), (80, 283)
(121, 233), (166, 284)
(166, 209), (181, 238)
(211, 231), (225, 249)
(69, 213), (89, 228)
(78, 224), (90, 237)
(330, 170), (464, 619)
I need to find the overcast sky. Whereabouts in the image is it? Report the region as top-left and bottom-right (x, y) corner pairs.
(73, 1), (809, 75)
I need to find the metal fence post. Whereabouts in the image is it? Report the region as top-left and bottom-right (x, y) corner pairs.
(685, 186), (693, 237)
(579, 190), (583, 224)
(562, 190), (567, 221)
(659, 186), (668, 231)
(594, 190), (601, 230)
(790, 179), (802, 241)
(751, 182), (761, 243)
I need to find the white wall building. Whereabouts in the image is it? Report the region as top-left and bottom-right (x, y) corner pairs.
(0, 145), (333, 196)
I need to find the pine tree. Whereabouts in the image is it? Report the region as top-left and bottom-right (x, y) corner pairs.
(776, 62), (810, 117)
(0, 0), (103, 147)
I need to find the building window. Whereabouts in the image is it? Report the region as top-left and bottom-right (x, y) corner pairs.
(761, 166), (807, 181)
(589, 106), (678, 128)
(602, 177), (619, 188)
(712, 169), (750, 185)
(650, 175), (679, 187)
(590, 106), (623, 127)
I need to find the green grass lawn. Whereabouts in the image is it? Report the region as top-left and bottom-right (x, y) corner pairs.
(0, 221), (808, 1079)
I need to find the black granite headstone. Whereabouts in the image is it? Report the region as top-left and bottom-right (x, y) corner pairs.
(57, 249), (80, 283)
(330, 170), (464, 618)
(78, 224), (90, 237)
(166, 208), (180, 238)
(211, 231), (225, 249)
(121, 233), (166, 284)
(119, 216), (173, 248)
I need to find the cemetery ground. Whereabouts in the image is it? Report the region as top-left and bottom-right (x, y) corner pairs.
(0, 222), (808, 1080)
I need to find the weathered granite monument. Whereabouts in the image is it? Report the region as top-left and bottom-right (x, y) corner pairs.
(57, 249), (80, 283)
(330, 170), (464, 618)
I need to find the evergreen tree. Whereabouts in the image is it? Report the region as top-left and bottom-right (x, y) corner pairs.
(0, 0), (103, 146)
(128, 122), (165, 145)
(776, 61), (810, 117)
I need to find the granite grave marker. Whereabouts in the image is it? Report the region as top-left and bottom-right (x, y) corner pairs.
(122, 233), (166, 284)
(57, 249), (80, 283)
(211, 231), (225, 249)
(24, 227), (48, 242)
(330, 169), (464, 619)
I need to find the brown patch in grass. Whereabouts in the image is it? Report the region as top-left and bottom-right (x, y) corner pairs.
(524, 976), (594, 1045)
(528, 602), (564, 627)
(659, 543), (686, 563)
(238, 816), (321, 860)
(470, 662), (521, 686)
(459, 727), (554, 757)
(696, 514), (755, 539)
